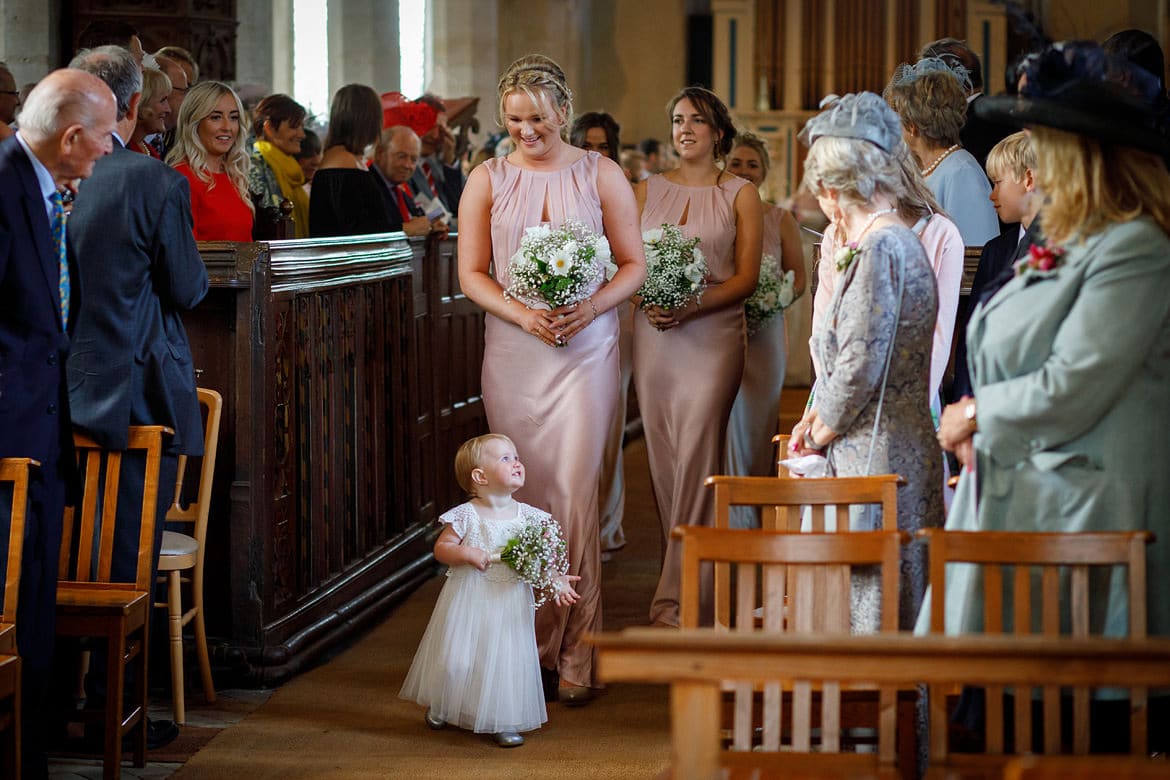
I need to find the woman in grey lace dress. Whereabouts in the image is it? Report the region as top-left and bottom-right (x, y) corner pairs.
(791, 93), (944, 631)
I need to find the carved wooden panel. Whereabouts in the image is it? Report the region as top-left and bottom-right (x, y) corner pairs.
(67, 0), (237, 79)
(189, 236), (446, 682)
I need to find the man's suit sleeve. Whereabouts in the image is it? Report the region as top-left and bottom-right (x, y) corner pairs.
(153, 174), (209, 310)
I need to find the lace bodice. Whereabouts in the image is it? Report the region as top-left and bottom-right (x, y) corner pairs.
(439, 501), (551, 584)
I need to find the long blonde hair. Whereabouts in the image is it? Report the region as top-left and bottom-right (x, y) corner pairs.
(167, 81), (252, 212)
(1031, 126), (1170, 244)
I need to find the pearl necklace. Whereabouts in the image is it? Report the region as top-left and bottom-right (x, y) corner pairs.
(921, 144), (960, 177)
(848, 207), (898, 244)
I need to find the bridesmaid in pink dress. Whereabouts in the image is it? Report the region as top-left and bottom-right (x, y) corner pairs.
(633, 87), (763, 626)
(457, 55), (645, 699)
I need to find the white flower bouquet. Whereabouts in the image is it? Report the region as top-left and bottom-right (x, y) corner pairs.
(636, 224), (707, 310)
(744, 254), (796, 336)
(503, 220), (612, 308)
(492, 513), (571, 608)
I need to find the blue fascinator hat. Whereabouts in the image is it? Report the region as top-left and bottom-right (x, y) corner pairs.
(798, 91), (903, 153)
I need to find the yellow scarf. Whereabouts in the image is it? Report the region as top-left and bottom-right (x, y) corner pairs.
(255, 140), (310, 239)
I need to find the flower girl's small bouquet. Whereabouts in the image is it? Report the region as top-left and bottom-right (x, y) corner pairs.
(491, 514), (571, 608)
(636, 224), (708, 310)
(503, 221), (613, 308)
(744, 254), (797, 336)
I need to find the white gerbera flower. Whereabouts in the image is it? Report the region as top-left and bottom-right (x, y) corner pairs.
(549, 248), (573, 276)
(525, 225), (552, 241)
(683, 261), (705, 284)
(643, 228), (664, 244)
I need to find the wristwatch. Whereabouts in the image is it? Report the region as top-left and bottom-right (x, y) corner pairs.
(963, 401), (978, 432)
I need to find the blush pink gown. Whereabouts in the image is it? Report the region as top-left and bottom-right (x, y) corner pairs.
(481, 152), (619, 687)
(634, 173), (750, 626)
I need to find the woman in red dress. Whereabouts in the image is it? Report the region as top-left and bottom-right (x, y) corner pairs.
(167, 81), (254, 241)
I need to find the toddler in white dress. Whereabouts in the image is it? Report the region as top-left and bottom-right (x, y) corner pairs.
(400, 434), (580, 747)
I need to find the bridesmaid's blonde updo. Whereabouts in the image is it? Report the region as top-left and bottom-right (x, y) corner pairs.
(497, 54), (574, 137)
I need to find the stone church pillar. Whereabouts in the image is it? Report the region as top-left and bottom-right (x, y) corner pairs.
(327, 0), (400, 96)
(711, 0), (755, 110)
(0, 0), (61, 85)
(429, 0), (500, 131)
(237, 0), (277, 90)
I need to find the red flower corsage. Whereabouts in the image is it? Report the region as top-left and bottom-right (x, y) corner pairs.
(1015, 243), (1065, 277)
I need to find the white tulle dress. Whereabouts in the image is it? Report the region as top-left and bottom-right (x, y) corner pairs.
(400, 501), (548, 734)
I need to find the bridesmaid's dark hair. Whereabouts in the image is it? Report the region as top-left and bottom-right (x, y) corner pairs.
(667, 86), (736, 160)
(570, 111), (621, 162)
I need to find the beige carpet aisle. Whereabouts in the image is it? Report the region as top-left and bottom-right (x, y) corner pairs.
(174, 437), (672, 779)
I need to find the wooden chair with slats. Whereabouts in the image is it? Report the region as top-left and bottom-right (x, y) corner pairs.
(772, 433), (790, 477)
(676, 525), (910, 774)
(0, 457), (37, 780)
(705, 474), (903, 632)
(155, 388), (222, 725)
(57, 426), (171, 780)
(918, 529), (1155, 767)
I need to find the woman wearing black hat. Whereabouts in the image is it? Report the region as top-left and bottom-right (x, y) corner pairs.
(936, 43), (1170, 659)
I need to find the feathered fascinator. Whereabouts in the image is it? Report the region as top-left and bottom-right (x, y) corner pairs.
(798, 91), (903, 152)
(976, 41), (1170, 155)
(890, 56), (974, 94)
(381, 91), (439, 135)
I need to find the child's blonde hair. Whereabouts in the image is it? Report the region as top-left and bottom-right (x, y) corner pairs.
(454, 433), (516, 496)
(985, 131), (1035, 182)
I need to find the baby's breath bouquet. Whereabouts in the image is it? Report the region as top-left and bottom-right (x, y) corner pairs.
(744, 254), (797, 336)
(492, 514), (570, 608)
(503, 221), (612, 308)
(637, 224), (707, 310)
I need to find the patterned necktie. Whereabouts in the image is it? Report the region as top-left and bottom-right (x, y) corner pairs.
(50, 191), (69, 331)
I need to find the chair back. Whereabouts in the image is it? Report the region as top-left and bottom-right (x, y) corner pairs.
(919, 529), (1154, 758)
(706, 474), (902, 532)
(166, 388), (223, 560)
(675, 525), (907, 759)
(59, 426), (172, 591)
(704, 475), (902, 631)
(0, 458), (38, 624)
(772, 434), (790, 477)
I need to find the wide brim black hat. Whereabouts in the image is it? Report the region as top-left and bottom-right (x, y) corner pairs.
(975, 41), (1170, 156)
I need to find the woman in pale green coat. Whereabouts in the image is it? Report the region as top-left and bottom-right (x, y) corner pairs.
(937, 43), (1170, 642)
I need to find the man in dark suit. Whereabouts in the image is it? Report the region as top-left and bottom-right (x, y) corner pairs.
(67, 45), (208, 589)
(64, 50), (205, 752)
(0, 68), (116, 780)
(410, 94), (465, 224)
(371, 125), (448, 238)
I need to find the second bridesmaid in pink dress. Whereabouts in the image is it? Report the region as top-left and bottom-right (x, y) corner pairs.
(633, 87), (763, 626)
(457, 55), (645, 700)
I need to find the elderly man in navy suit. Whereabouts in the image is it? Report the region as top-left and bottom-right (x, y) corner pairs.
(65, 45), (208, 749)
(0, 67), (116, 780)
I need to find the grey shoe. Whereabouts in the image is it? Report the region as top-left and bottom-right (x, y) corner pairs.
(493, 731), (524, 747)
(424, 710), (445, 730)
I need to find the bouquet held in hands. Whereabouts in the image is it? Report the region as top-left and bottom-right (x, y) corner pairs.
(504, 220), (614, 308)
(744, 253), (796, 336)
(637, 223), (708, 310)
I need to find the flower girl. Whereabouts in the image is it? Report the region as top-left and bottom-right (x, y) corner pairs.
(400, 434), (580, 747)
